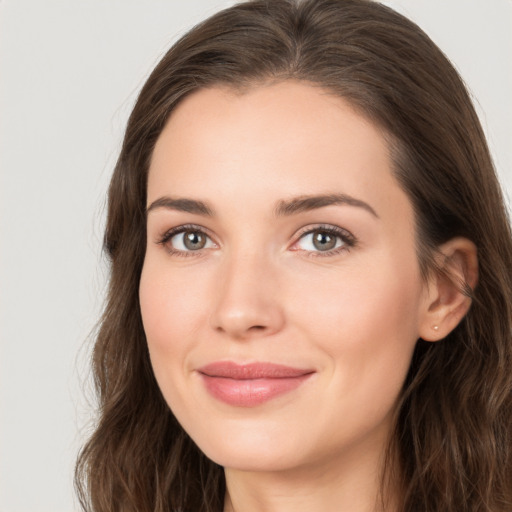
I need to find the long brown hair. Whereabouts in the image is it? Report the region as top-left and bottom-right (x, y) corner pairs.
(75, 1), (512, 510)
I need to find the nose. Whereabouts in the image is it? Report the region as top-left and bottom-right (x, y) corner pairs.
(209, 251), (285, 340)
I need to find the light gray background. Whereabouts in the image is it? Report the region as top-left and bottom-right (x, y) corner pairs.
(1, 1), (510, 511)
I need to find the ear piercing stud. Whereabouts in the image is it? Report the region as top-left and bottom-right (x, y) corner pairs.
(433, 325), (439, 331)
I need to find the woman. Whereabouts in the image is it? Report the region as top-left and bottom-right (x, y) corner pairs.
(75, 0), (512, 511)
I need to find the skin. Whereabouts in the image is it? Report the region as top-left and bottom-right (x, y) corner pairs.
(139, 81), (476, 512)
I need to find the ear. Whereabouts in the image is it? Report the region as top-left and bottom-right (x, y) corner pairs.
(419, 237), (478, 342)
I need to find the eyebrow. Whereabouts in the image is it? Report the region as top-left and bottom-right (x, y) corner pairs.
(146, 193), (379, 219)
(274, 193), (379, 218)
(146, 196), (214, 216)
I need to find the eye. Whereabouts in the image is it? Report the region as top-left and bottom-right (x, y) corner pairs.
(292, 226), (355, 255)
(158, 225), (216, 255)
(173, 230), (212, 251)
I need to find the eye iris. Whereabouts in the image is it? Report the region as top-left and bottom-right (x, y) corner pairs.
(312, 231), (337, 251)
(183, 231), (206, 250)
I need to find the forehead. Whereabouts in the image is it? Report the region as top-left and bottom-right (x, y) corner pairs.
(148, 81), (412, 227)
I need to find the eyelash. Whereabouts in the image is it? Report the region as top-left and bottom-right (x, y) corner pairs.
(292, 224), (356, 258)
(157, 224), (215, 258)
(156, 223), (357, 258)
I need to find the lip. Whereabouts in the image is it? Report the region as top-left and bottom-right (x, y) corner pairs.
(197, 361), (315, 407)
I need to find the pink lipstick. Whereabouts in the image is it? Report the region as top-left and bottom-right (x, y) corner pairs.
(197, 361), (314, 407)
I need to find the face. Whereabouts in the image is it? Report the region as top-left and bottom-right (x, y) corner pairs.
(140, 81), (429, 474)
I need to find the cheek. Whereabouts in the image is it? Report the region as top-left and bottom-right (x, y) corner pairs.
(289, 256), (422, 396)
(139, 259), (211, 426)
(292, 256), (421, 338)
(300, 262), (422, 437)
(139, 259), (210, 393)
(140, 259), (209, 344)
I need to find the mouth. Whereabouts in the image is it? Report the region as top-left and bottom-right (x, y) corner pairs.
(197, 361), (315, 407)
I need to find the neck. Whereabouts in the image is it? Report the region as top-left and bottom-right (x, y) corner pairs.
(223, 432), (399, 512)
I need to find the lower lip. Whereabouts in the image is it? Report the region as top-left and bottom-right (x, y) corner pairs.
(200, 374), (313, 407)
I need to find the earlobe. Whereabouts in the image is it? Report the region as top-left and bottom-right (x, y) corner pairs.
(419, 238), (478, 342)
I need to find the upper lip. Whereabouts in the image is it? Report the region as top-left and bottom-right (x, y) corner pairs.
(197, 361), (314, 379)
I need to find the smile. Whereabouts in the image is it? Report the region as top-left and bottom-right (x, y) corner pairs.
(197, 361), (315, 407)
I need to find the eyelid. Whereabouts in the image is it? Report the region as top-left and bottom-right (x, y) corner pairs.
(154, 222), (356, 257)
(156, 223), (218, 256)
(290, 224), (356, 256)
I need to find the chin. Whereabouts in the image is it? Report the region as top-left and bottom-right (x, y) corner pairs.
(186, 417), (310, 472)
(201, 442), (303, 473)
